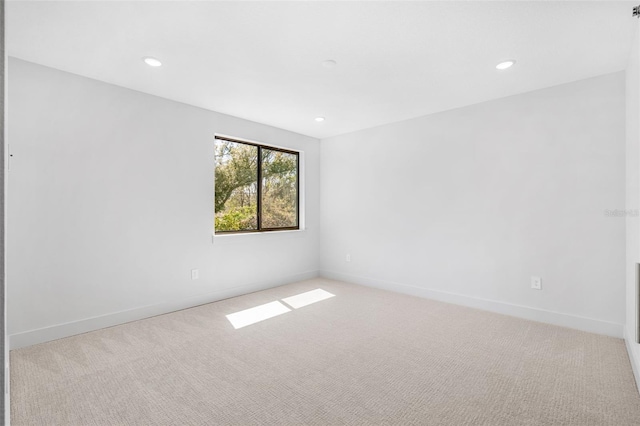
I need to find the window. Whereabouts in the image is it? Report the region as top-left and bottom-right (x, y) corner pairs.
(214, 136), (299, 234)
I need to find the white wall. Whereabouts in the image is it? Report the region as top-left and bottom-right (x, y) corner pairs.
(625, 23), (640, 390)
(7, 58), (320, 348)
(1, 0), (7, 421)
(320, 73), (626, 337)
(6, 56), (629, 351)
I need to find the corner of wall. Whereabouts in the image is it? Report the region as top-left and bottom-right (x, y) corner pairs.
(624, 327), (640, 394)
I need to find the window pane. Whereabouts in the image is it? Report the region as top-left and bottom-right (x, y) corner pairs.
(261, 149), (298, 229)
(214, 140), (258, 232)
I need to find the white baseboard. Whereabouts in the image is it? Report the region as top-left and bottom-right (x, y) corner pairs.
(624, 326), (640, 394)
(10, 270), (320, 350)
(321, 270), (624, 338)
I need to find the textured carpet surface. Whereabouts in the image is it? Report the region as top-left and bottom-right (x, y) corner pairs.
(11, 278), (640, 425)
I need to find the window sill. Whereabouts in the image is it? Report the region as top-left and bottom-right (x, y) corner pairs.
(212, 228), (307, 245)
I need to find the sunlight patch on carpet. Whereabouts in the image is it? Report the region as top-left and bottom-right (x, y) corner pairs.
(281, 288), (335, 309)
(226, 301), (291, 329)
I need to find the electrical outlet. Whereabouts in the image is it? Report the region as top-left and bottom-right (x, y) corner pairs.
(191, 269), (199, 280)
(346, 254), (351, 262)
(531, 276), (542, 290)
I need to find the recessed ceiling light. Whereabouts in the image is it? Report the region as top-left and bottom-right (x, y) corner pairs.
(322, 60), (337, 68)
(496, 60), (515, 70)
(143, 56), (162, 67)
(315, 117), (325, 122)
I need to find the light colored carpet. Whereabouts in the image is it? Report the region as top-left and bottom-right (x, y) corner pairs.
(10, 278), (640, 425)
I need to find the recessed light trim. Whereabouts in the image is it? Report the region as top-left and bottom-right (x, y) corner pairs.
(143, 56), (162, 67)
(315, 117), (325, 122)
(496, 60), (515, 70)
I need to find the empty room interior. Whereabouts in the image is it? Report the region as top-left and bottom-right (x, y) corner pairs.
(6, 0), (640, 424)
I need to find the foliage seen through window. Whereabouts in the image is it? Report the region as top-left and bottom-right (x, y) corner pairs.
(215, 137), (299, 233)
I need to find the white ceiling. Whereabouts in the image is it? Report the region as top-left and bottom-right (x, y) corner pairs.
(7, 1), (637, 139)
